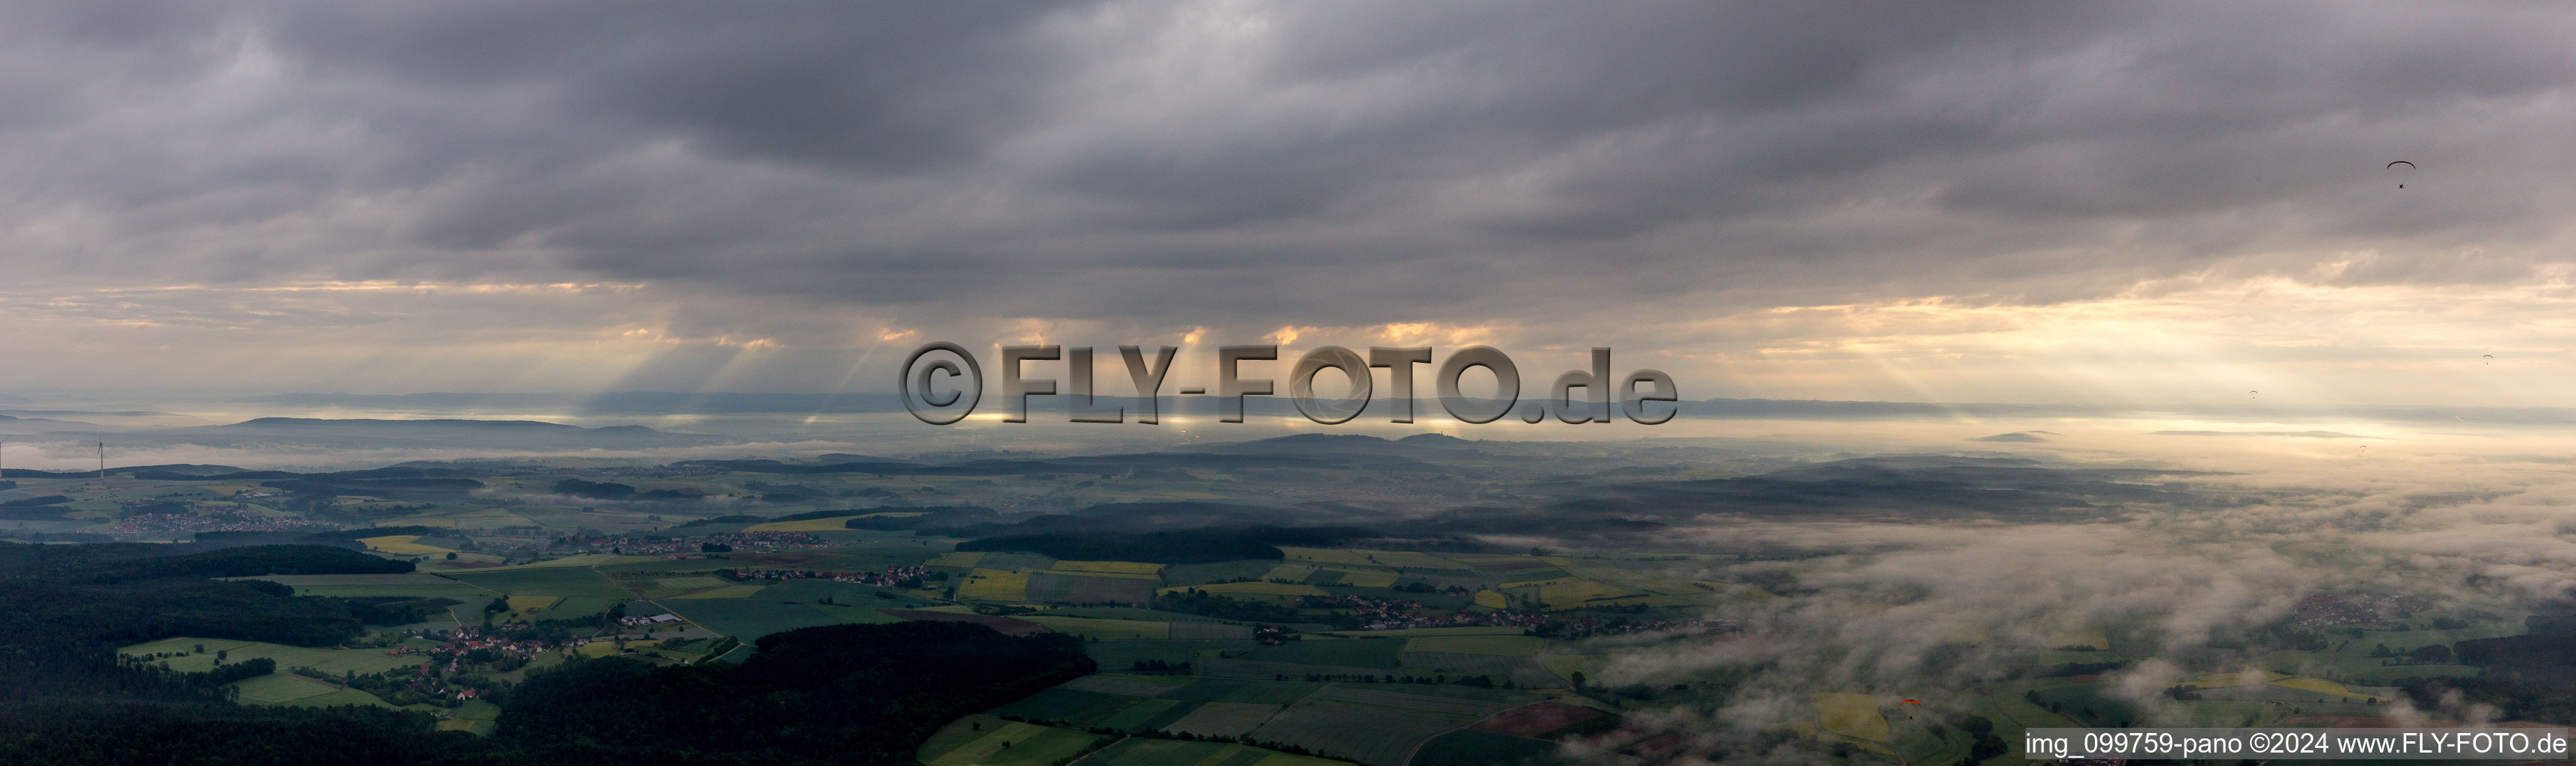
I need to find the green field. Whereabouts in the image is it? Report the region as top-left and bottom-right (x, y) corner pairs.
(1163, 701), (1285, 738)
(652, 576), (730, 589)
(1408, 729), (1556, 766)
(287, 686), (408, 709)
(438, 700), (503, 736)
(1021, 616), (1171, 640)
(1306, 685), (1508, 719)
(2025, 684), (2148, 727)
(1977, 681), (2085, 758)
(1163, 678), (1329, 706)
(1537, 653), (1607, 683)
(120, 637), (424, 677)
(670, 584), (768, 599)
(1400, 635), (1544, 656)
(760, 577), (940, 607)
(1077, 738), (1353, 766)
(549, 596), (621, 620)
(915, 715), (1108, 766)
(1398, 652), (1559, 688)
(991, 687), (1142, 725)
(958, 569), (1031, 601)
(1324, 626), (1529, 638)
(1888, 712), (1974, 766)
(457, 553), (625, 570)
(2177, 699), (2289, 727)
(1282, 548), (1469, 572)
(442, 566), (630, 602)
(1251, 699), (1463, 766)
(1083, 639), (1262, 670)
(1160, 560), (1281, 586)
(1043, 606), (1246, 624)
(658, 596), (898, 640)
(2262, 624), (2512, 685)
(227, 673), (397, 708)
(504, 595), (560, 612)
(1058, 675), (1199, 696)
(1337, 682), (1537, 706)
(984, 687), (1206, 733)
(1244, 637), (1406, 669)
(1098, 699), (1199, 732)
(1162, 581), (1330, 599)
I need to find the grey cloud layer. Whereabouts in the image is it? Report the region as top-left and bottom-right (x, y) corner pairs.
(6, 1), (2575, 335)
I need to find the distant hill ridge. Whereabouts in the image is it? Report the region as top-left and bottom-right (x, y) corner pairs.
(239, 390), (2576, 424)
(223, 417), (652, 432)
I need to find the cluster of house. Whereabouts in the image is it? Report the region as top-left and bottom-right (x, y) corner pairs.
(557, 530), (832, 555)
(1306, 592), (1573, 631)
(371, 628), (566, 702)
(2295, 594), (2429, 626)
(1347, 600), (1737, 636)
(388, 661), (483, 702)
(1309, 593), (1431, 627)
(1543, 614), (1743, 637)
(385, 627), (561, 661)
(107, 510), (338, 535)
(1359, 609), (1546, 631)
(717, 564), (928, 588)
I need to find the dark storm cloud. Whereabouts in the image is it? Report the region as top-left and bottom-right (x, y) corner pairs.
(5, 1), (2575, 335)
(254, 1), (1080, 171)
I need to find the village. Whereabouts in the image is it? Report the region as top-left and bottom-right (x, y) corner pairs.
(548, 529), (835, 556)
(715, 564), (931, 589)
(108, 510), (340, 536)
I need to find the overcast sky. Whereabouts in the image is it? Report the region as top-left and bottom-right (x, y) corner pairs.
(2, 1), (2572, 405)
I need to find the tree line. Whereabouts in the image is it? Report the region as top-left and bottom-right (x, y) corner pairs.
(0, 540), (1097, 765)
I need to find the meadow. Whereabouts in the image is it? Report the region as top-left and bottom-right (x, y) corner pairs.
(915, 715), (1110, 766)
(1077, 738), (1351, 766)
(121, 637), (423, 677)
(1250, 700), (1465, 766)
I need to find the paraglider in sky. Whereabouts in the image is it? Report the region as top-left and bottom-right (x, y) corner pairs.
(2482, 354), (2494, 364)
(2388, 160), (2415, 188)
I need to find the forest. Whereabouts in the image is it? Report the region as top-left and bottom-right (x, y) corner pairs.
(0, 541), (1095, 765)
(500, 622), (1093, 765)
